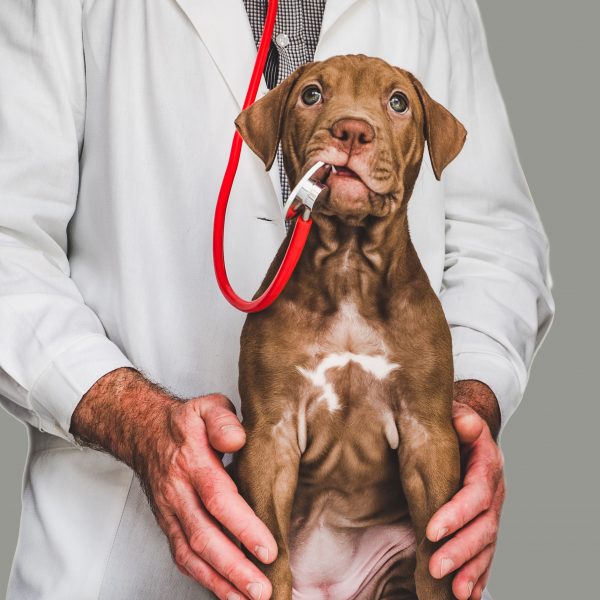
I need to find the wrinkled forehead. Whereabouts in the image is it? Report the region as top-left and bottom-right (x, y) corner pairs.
(294, 55), (421, 110)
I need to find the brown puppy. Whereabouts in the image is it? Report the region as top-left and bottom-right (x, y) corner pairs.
(233, 55), (466, 600)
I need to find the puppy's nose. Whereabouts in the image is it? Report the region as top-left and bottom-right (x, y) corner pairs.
(331, 118), (375, 151)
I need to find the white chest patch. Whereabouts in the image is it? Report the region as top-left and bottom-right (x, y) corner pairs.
(298, 352), (400, 413)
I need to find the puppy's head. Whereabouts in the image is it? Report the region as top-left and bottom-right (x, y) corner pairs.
(236, 55), (466, 224)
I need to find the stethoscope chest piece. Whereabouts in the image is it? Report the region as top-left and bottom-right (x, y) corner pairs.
(283, 161), (330, 221)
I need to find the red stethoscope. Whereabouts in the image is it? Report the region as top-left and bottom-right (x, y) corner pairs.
(213, 0), (328, 313)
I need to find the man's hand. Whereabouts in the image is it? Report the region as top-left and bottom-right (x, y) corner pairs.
(71, 368), (277, 600)
(426, 380), (505, 600)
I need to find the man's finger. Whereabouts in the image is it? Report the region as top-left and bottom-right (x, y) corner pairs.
(190, 460), (278, 565)
(182, 410), (278, 563)
(427, 471), (496, 541)
(427, 438), (502, 541)
(451, 544), (495, 600)
(162, 511), (244, 600)
(182, 552), (248, 600)
(429, 508), (498, 578)
(471, 564), (492, 600)
(452, 402), (485, 445)
(198, 394), (246, 453)
(175, 481), (272, 599)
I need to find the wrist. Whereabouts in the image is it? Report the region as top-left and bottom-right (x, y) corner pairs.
(453, 379), (501, 440)
(70, 367), (180, 472)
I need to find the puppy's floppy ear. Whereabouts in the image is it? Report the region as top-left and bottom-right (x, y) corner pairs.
(235, 65), (308, 170)
(408, 73), (467, 180)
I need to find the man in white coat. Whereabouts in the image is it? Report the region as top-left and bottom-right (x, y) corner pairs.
(0, 1), (554, 600)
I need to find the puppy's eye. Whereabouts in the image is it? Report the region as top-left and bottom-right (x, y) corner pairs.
(301, 85), (322, 106)
(389, 92), (409, 114)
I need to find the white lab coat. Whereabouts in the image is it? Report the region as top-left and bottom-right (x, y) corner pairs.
(0, 0), (553, 598)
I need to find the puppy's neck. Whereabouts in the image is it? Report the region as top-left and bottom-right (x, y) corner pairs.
(287, 206), (425, 309)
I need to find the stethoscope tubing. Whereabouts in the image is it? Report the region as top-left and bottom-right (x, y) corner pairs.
(213, 0), (322, 313)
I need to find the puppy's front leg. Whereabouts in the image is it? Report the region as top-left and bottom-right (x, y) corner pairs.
(234, 419), (300, 600)
(397, 397), (460, 600)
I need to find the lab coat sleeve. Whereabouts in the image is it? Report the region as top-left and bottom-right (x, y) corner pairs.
(0, 1), (134, 443)
(439, 0), (555, 432)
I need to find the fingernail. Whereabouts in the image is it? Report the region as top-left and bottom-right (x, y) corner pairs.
(436, 527), (448, 542)
(255, 545), (269, 563)
(467, 581), (474, 597)
(440, 557), (454, 578)
(227, 593), (241, 600)
(247, 582), (263, 600)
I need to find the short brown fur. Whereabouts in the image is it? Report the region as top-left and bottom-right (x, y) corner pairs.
(233, 55), (466, 600)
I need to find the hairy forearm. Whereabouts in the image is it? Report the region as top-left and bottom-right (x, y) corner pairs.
(454, 379), (501, 440)
(70, 367), (179, 474)
(71, 369), (277, 594)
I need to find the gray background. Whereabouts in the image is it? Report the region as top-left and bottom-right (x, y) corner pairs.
(1, 0), (598, 598)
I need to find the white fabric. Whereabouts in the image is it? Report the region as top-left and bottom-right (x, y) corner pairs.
(97, 476), (215, 600)
(0, 0), (552, 597)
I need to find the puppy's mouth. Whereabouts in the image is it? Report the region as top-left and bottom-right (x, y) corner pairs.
(316, 161), (372, 198)
(310, 162), (370, 191)
(330, 165), (361, 180)
(301, 152), (400, 220)
(308, 155), (392, 197)
(303, 162), (374, 220)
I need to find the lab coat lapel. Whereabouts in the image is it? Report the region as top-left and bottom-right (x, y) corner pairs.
(318, 0), (363, 45)
(172, 0), (268, 109)
(173, 0), (283, 206)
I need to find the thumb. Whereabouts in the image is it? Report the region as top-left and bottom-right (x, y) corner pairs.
(452, 401), (485, 445)
(198, 394), (246, 453)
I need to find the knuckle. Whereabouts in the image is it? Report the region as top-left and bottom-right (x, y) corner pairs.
(445, 512), (460, 532)
(173, 545), (190, 570)
(193, 395), (210, 414)
(175, 552), (224, 596)
(223, 560), (244, 583)
(192, 463), (216, 487)
(234, 518), (253, 544)
(442, 505), (459, 530)
(463, 538), (479, 562)
(204, 572), (222, 596)
(165, 520), (183, 542)
(174, 453), (195, 478)
(480, 487), (494, 510)
(189, 561), (211, 587)
(189, 527), (211, 557)
(161, 483), (179, 505)
(203, 489), (230, 518)
(455, 507), (470, 530)
(211, 393), (235, 412)
(199, 393), (234, 415)
(484, 518), (499, 544)
(196, 475), (221, 504)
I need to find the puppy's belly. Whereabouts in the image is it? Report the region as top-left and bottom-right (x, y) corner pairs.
(289, 519), (416, 599)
